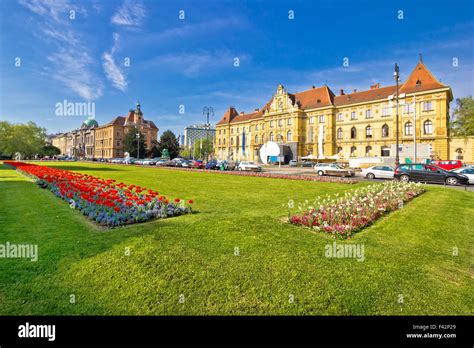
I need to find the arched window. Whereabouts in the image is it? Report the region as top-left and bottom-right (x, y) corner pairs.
(230, 137), (234, 145)
(365, 125), (372, 138)
(424, 120), (433, 134)
(223, 138), (226, 145)
(404, 122), (413, 136)
(255, 134), (259, 144)
(365, 146), (372, 156)
(336, 146), (343, 154)
(351, 127), (357, 139)
(381, 146), (390, 157)
(236, 136), (239, 148)
(382, 124), (389, 138)
(218, 139), (221, 145)
(455, 148), (463, 160)
(269, 132), (274, 142)
(350, 146), (357, 157)
(337, 128), (343, 139)
(287, 130), (292, 142)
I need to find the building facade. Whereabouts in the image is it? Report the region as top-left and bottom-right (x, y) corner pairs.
(94, 103), (158, 159)
(215, 60), (459, 163)
(183, 124), (216, 149)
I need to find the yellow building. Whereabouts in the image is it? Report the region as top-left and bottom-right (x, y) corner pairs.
(215, 60), (459, 163)
(94, 103), (158, 159)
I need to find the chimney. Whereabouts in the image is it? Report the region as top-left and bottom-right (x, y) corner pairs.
(254, 108), (259, 112)
(370, 83), (380, 89)
(340, 89), (345, 96)
(312, 85), (315, 89)
(240, 111), (244, 115)
(353, 89), (357, 93)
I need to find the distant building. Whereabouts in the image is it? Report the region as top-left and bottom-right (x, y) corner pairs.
(52, 118), (98, 157)
(184, 124), (216, 149)
(94, 102), (158, 159)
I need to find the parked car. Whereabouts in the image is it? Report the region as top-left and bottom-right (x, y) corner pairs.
(155, 159), (169, 166)
(190, 160), (205, 169)
(237, 161), (262, 172)
(394, 163), (469, 185)
(300, 161), (314, 168)
(430, 160), (463, 171)
(205, 160), (218, 170)
(361, 165), (395, 179)
(142, 158), (156, 165)
(289, 160), (298, 167)
(314, 163), (355, 177)
(168, 158), (186, 167)
(134, 159), (145, 165)
(451, 166), (474, 184)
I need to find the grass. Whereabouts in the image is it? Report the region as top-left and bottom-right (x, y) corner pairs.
(0, 161), (473, 315)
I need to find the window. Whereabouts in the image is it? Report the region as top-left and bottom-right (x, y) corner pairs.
(404, 122), (413, 136)
(255, 135), (259, 144)
(424, 120), (433, 134)
(336, 146), (343, 154)
(255, 124), (259, 131)
(319, 115), (325, 123)
(261, 123), (264, 130)
(308, 128), (313, 143)
(350, 146), (357, 157)
(270, 132), (274, 142)
(223, 138), (226, 145)
(218, 139), (221, 145)
(219, 130), (222, 135)
(403, 103), (415, 114)
(382, 107), (390, 117)
(455, 148), (464, 160)
(366, 109), (372, 118)
(231, 137), (234, 145)
(337, 113), (344, 121)
(351, 111), (357, 120)
(309, 117), (314, 124)
(423, 101), (433, 111)
(287, 130), (292, 142)
(381, 146), (390, 157)
(365, 146), (372, 156)
(270, 120), (274, 128)
(382, 124), (389, 138)
(350, 127), (357, 139)
(287, 118), (293, 125)
(278, 119), (282, 127)
(231, 128), (234, 134)
(337, 128), (343, 140)
(365, 126), (372, 138)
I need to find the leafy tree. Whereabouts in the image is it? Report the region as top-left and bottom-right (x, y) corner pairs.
(40, 145), (61, 157)
(192, 138), (214, 160)
(148, 140), (161, 158)
(123, 127), (147, 158)
(157, 130), (180, 159)
(450, 96), (474, 136)
(179, 147), (192, 159)
(0, 121), (46, 158)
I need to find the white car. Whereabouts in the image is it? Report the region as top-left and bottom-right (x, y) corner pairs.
(451, 167), (474, 184)
(237, 161), (262, 172)
(361, 165), (395, 179)
(313, 163), (355, 177)
(141, 159), (156, 165)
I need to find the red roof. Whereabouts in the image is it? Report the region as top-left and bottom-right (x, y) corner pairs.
(399, 61), (446, 94)
(334, 85), (397, 106)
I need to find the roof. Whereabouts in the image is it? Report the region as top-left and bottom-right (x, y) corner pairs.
(334, 85), (397, 106)
(399, 61), (447, 94)
(82, 118), (99, 128)
(216, 60), (451, 125)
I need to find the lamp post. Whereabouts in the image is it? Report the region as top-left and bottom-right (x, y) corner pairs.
(394, 63), (400, 166)
(202, 107), (214, 162)
(136, 131), (141, 159)
(277, 134), (283, 168)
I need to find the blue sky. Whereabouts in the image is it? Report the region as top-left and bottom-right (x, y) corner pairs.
(0, 0), (473, 137)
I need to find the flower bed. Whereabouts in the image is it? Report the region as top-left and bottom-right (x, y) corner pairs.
(288, 181), (425, 238)
(5, 161), (193, 227)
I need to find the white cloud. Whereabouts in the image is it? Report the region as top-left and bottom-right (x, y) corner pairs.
(102, 52), (127, 92)
(111, 0), (146, 27)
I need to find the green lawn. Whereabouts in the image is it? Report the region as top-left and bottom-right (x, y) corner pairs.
(0, 161), (473, 315)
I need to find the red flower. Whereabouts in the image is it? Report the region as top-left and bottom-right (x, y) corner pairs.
(174, 198), (181, 203)
(188, 200), (194, 204)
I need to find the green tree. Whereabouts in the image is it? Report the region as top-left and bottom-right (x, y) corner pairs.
(450, 96), (474, 136)
(40, 145), (61, 157)
(192, 138), (214, 160)
(157, 130), (180, 159)
(124, 127), (147, 158)
(179, 147), (192, 159)
(0, 121), (46, 158)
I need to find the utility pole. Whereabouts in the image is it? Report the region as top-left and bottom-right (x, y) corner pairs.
(413, 95), (417, 163)
(136, 131), (141, 159)
(394, 63), (400, 166)
(202, 107), (214, 162)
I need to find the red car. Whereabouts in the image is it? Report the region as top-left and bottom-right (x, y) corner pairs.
(190, 160), (205, 169)
(430, 160), (463, 171)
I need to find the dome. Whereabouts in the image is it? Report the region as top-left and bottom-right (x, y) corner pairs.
(83, 118), (98, 128)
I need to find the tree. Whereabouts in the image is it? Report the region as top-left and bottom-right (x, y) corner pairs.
(40, 145), (61, 157)
(148, 140), (161, 158)
(179, 147), (192, 159)
(192, 138), (214, 160)
(124, 127), (147, 158)
(450, 96), (474, 136)
(157, 130), (180, 159)
(0, 121), (46, 158)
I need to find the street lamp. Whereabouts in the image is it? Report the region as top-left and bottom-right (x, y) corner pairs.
(394, 63), (400, 166)
(136, 131), (141, 159)
(277, 134), (283, 168)
(202, 106), (214, 162)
